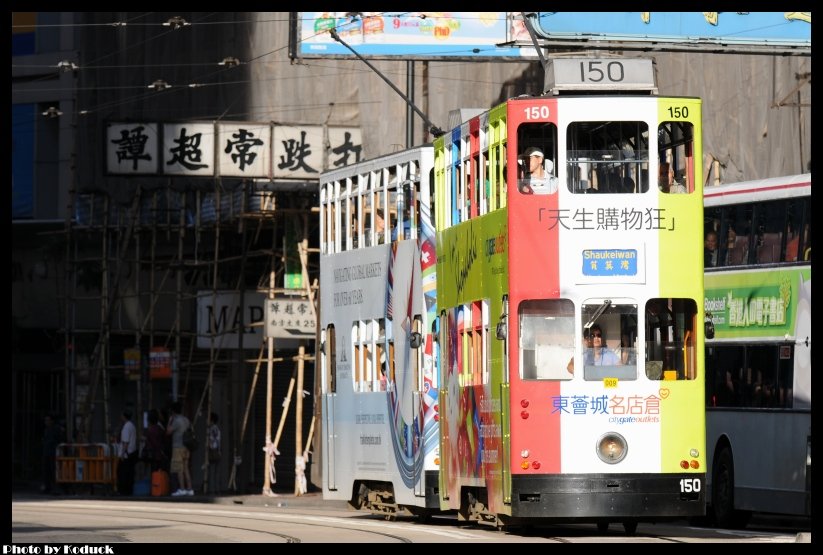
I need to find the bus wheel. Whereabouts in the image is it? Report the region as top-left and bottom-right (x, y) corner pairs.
(622, 520), (638, 536)
(712, 446), (739, 528)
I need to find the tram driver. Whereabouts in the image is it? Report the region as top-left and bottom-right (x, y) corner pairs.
(519, 147), (558, 195)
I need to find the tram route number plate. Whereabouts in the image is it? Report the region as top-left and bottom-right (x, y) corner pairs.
(545, 58), (656, 93)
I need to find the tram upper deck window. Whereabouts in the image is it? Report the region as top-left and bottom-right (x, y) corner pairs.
(516, 123), (558, 196)
(566, 121), (649, 194)
(658, 121), (694, 194)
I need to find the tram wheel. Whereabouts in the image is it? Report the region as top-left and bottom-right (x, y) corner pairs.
(596, 521), (609, 534)
(622, 520), (638, 536)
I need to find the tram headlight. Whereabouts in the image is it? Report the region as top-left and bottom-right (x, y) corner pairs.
(596, 432), (628, 464)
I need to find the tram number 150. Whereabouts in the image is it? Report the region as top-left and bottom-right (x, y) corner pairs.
(579, 60), (625, 83)
(679, 478), (702, 493)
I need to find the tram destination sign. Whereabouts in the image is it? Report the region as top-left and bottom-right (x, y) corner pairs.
(545, 58), (656, 95)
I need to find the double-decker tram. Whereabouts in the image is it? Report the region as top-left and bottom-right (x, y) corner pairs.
(318, 147), (440, 518)
(434, 57), (706, 533)
(703, 173), (811, 528)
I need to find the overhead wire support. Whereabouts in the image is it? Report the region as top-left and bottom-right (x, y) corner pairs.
(329, 28), (444, 138)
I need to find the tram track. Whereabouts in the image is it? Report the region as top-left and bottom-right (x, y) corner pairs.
(12, 500), (803, 543)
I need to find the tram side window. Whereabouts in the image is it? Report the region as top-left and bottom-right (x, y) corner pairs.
(500, 141), (507, 205)
(340, 191), (350, 251)
(479, 150), (488, 216)
(516, 122), (558, 195)
(323, 324), (336, 393)
(519, 299), (574, 381)
(353, 320), (376, 392)
(350, 188), (359, 249)
(426, 167), (435, 235)
(566, 121), (649, 194)
(644, 298), (698, 381)
(387, 169), (398, 241)
(457, 301), (487, 386)
(658, 121), (694, 194)
(376, 318), (389, 391)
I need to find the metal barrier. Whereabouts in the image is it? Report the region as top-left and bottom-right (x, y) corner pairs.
(56, 443), (118, 489)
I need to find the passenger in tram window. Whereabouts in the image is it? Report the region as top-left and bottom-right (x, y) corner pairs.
(668, 166), (687, 194)
(784, 221), (799, 262)
(658, 162), (671, 193)
(518, 147), (558, 195)
(621, 175), (636, 194)
(585, 324), (619, 366)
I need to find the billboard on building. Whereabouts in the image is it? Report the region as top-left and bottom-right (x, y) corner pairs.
(296, 12), (810, 60)
(297, 12), (535, 59)
(533, 12), (810, 49)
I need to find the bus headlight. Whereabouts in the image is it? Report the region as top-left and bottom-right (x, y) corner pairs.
(596, 432), (628, 464)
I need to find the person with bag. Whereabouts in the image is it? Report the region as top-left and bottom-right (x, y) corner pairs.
(206, 412), (222, 494)
(143, 409), (168, 472)
(166, 401), (193, 496)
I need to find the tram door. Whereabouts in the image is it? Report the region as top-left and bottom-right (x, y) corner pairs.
(323, 325), (337, 490)
(412, 316), (425, 497)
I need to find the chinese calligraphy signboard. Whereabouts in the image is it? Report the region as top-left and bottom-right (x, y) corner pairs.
(108, 123), (159, 174)
(265, 297), (316, 339)
(107, 122), (362, 179)
(197, 291), (315, 348)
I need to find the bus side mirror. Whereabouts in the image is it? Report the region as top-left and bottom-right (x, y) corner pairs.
(704, 312), (715, 340)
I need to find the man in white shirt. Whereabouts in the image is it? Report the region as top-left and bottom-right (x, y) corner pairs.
(117, 410), (138, 495)
(520, 147), (558, 195)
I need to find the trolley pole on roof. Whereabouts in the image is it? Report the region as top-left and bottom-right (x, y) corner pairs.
(520, 12), (549, 75)
(330, 29), (444, 138)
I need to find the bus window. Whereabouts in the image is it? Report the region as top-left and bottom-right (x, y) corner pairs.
(519, 299), (574, 381)
(705, 345), (745, 407)
(645, 298), (698, 381)
(566, 121), (649, 194)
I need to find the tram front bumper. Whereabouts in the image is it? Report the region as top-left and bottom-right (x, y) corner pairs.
(510, 473), (705, 520)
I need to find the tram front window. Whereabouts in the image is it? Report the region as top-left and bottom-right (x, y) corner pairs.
(644, 298), (698, 380)
(582, 300), (638, 381)
(519, 299), (574, 381)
